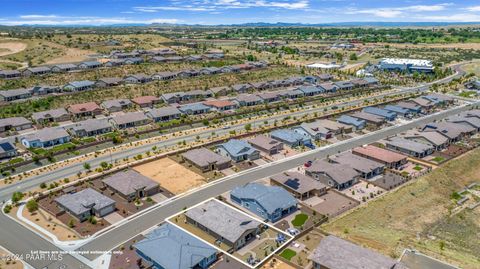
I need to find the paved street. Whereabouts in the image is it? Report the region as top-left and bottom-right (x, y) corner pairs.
(0, 63), (468, 268)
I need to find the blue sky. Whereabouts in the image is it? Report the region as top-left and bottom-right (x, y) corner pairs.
(0, 1), (479, 25)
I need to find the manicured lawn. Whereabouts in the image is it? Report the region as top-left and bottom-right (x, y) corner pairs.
(432, 156), (445, 163)
(413, 165), (423, 171)
(291, 213), (309, 227)
(279, 248), (296, 261)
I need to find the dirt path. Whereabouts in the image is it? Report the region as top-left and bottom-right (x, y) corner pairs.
(0, 42), (27, 57)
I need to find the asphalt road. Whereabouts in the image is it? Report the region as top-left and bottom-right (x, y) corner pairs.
(0, 63), (467, 269)
(78, 101), (476, 261)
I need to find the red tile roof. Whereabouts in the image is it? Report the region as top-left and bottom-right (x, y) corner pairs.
(352, 145), (406, 163)
(68, 102), (101, 114)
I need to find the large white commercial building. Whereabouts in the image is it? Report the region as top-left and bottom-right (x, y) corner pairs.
(379, 58), (434, 73)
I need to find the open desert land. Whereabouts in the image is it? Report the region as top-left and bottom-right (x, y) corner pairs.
(463, 62), (480, 76)
(0, 41), (27, 56)
(0, 247), (23, 269)
(133, 157), (206, 194)
(323, 147), (480, 269)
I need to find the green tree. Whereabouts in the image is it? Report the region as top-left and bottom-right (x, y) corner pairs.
(83, 163), (91, 170)
(26, 199), (38, 213)
(11, 192), (24, 204)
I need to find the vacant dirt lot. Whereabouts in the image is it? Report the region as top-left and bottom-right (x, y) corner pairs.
(134, 157), (205, 194)
(45, 47), (94, 64)
(0, 41), (27, 56)
(324, 147), (480, 269)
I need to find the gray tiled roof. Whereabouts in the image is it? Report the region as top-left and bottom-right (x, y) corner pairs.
(182, 148), (230, 167)
(102, 170), (158, 196)
(309, 235), (406, 269)
(185, 199), (260, 243)
(330, 152), (384, 174)
(32, 108), (69, 121)
(0, 88), (32, 98)
(145, 106), (182, 118)
(231, 183), (297, 215)
(101, 99), (132, 109)
(70, 118), (111, 133)
(386, 137), (434, 154)
(55, 188), (115, 216)
(306, 160), (359, 184)
(134, 223), (216, 269)
(111, 112), (149, 125)
(0, 117), (32, 128)
(271, 171), (326, 194)
(247, 134), (282, 151)
(22, 127), (69, 143)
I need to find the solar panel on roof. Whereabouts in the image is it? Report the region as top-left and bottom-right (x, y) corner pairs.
(0, 142), (14, 151)
(284, 178), (300, 190)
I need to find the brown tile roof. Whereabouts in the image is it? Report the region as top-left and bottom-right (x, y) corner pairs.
(131, 96), (159, 105)
(68, 102), (101, 114)
(352, 145), (406, 163)
(203, 100), (235, 108)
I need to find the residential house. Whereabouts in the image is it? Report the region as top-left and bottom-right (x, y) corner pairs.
(177, 69), (199, 78)
(251, 82), (270, 91)
(22, 66), (51, 77)
(30, 85), (60, 96)
(305, 160), (360, 190)
(234, 94), (263, 106)
(21, 127), (71, 148)
(363, 107), (397, 121)
(422, 121), (475, 142)
(329, 152), (384, 179)
(102, 170), (159, 201)
(350, 78), (369, 88)
(68, 102), (103, 119)
(447, 115), (480, 132)
(178, 103), (211, 115)
(309, 235), (407, 269)
(32, 108), (70, 124)
(100, 99), (132, 113)
(270, 171), (327, 200)
(161, 92), (186, 104)
(124, 74), (151, 84)
(257, 92), (281, 103)
(350, 112), (386, 127)
(95, 77), (123, 88)
(216, 139), (260, 162)
(0, 88), (32, 101)
(293, 122), (333, 141)
(353, 145), (407, 169)
(51, 63), (78, 73)
(55, 188), (115, 222)
(423, 93), (454, 106)
(203, 100), (237, 112)
(383, 105), (413, 118)
(297, 86), (324, 97)
(247, 134), (284, 155)
(199, 67), (220, 75)
(410, 97), (437, 111)
(109, 112), (151, 129)
(63, 80), (95, 91)
(134, 223), (217, 269)
(103, 59), (125, 67)
(145, 106), (182, 122)
(318, 83), (338, 93)
(208, 86), (231, 97)
(337, 115), (366, 130)
(271, 129), (312, 148)
(385, 137), (435, 158)
(78, 61), (102, 69)
(182, 148), (232, 172)
(0, 117), (32, 132)
(0, 70), (21, 79)
(402, 130), (449, 151)
(69, 118), (112, 137)
(363, 77), (380, 85)
(0, 140), (17, 160)
(152, 71), (177, 81)
(184, 89), (211, 101)
(131, 96), (161, 108)
(185, 199), (261, 251)
(281, 88), (304, 99)
(316, 119), (352, 134)
(396, 101), (422, 114)
(334, 80), (355, 91)
(231, 83), (253, 93)
(124, 57), (144, 65)
(231, 183), (297, 222)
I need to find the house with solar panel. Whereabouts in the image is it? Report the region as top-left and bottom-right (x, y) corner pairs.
(0, 140), (17, 159)
(230, 183), (297, 222)
(134, 223), (218, 269)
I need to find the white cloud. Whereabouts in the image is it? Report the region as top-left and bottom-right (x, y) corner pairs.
(134, 0), (309, 13)
(345, 3), (451, 18)
(0, 16), (181, 26)
(465, 6), (480, 12)
(417, 13), (480, 22)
